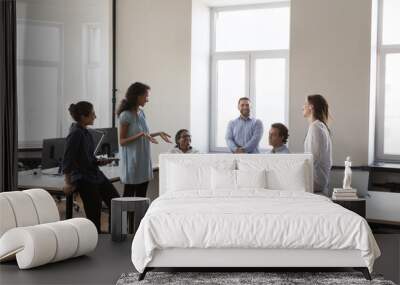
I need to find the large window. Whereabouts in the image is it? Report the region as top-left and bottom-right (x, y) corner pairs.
(376, 0), (400, 161)
(16, 0), (113, 148)
(210, 3), (290, 151)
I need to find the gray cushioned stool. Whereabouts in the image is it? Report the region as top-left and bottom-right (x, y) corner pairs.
(111, 197), (150, 242)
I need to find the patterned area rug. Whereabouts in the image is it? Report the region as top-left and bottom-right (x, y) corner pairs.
(116, 271), (396, 285)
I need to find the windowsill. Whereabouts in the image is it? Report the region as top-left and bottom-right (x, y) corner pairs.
(370, 162), (400, 172)
(331, 165), (369, 171)
(329, 162), (400, 172)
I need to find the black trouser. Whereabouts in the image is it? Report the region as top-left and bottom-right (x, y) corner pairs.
(76, 179), (120, 233)
(123, 182), (149, 233)
(123, 182), (149, 198)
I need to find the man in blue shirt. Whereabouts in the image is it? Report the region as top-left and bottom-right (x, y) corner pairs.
(225, 97), (263, 153)
(267, 123), (290, 154)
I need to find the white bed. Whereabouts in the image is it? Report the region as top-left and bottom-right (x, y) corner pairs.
(131, 154), (380, 280)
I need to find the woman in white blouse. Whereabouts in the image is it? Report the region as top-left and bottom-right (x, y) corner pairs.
(303, 94), (332, 195)
(168, 129), (199, 154)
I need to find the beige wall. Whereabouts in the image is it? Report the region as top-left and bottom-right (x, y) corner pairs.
(289, 0), (372, 166)
(117, 0), (192, 163)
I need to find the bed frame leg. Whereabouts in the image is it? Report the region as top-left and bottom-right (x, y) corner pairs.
(138, 268), (148, 281)
(354, 267), (371, 280)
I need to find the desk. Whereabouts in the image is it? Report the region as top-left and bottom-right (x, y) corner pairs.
(18, 165), (159, 219)
(18, 166), (121, 219)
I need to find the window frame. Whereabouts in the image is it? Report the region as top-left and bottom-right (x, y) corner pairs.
(210, 2), (290, 152)
(375, 0), (400, 162)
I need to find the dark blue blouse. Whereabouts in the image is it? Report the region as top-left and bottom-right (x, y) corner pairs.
(62, 124), (106, 184)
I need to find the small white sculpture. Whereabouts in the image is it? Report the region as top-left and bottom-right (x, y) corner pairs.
(343, 156), (352, 189)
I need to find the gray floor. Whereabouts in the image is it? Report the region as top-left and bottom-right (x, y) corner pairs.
(0, 235), (135, 285)
(1, 234), (399, 285)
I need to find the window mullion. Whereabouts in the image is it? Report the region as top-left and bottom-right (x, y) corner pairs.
(249, 53), (255, 117)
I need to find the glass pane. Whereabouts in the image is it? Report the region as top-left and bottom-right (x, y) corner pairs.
(16, 0), (112, 148)
(382, 0), (400, 45)
(215, 7), (290, 52)
(255, 58), (286, 150)
(383, 53), (400, 155)
(17, 65), (59, 144)
(216, 59), (246, 147)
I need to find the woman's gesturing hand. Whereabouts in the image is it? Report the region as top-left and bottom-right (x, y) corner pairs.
(159, 132), (172, 143)
(144, 133), (159, 144)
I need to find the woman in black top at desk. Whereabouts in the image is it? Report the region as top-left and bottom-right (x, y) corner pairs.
(62, 101), (119, 233)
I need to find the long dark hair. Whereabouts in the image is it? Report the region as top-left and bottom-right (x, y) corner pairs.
(117, 82), (150, 116)
(68, 101), (93, 122)
(307, 94), (330, 131)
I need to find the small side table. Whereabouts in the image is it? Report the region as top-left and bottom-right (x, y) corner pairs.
(111, 197), (150, 242)
(332, 198), (366, 218)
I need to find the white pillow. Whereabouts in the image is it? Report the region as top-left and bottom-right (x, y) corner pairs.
(236, 169), (267, 189)
(210, 169), (268, 190)
(167, 162), (209, 191)
(237, 158), (310, 192)
(266, 162), (308, 191)
(211, 168), (237, 190)
(166, 159), (235, 191)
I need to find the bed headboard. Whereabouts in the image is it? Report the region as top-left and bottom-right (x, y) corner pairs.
(159, 153), (313, 195)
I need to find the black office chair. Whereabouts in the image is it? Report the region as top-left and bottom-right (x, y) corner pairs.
(41, 138), (81, 212)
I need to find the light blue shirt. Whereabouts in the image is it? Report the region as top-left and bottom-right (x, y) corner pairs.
(267, 144), (290, 154)
(119, 110), (153, 185)
(225, 116), (263, 153)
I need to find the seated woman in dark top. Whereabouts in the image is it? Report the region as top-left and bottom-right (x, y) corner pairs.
(62, 101), (119, 233)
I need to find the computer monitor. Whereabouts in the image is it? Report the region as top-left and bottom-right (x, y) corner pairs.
(41, 138), (66, 169)
(89, 127), (118, 157)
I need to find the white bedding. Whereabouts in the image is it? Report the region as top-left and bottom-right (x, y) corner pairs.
(131, 190), (380, 273)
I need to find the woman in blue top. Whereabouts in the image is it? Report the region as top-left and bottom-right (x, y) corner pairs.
(117, 82), (172, 197)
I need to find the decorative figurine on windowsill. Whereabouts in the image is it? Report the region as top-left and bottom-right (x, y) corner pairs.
(343, 156), (352, 190)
